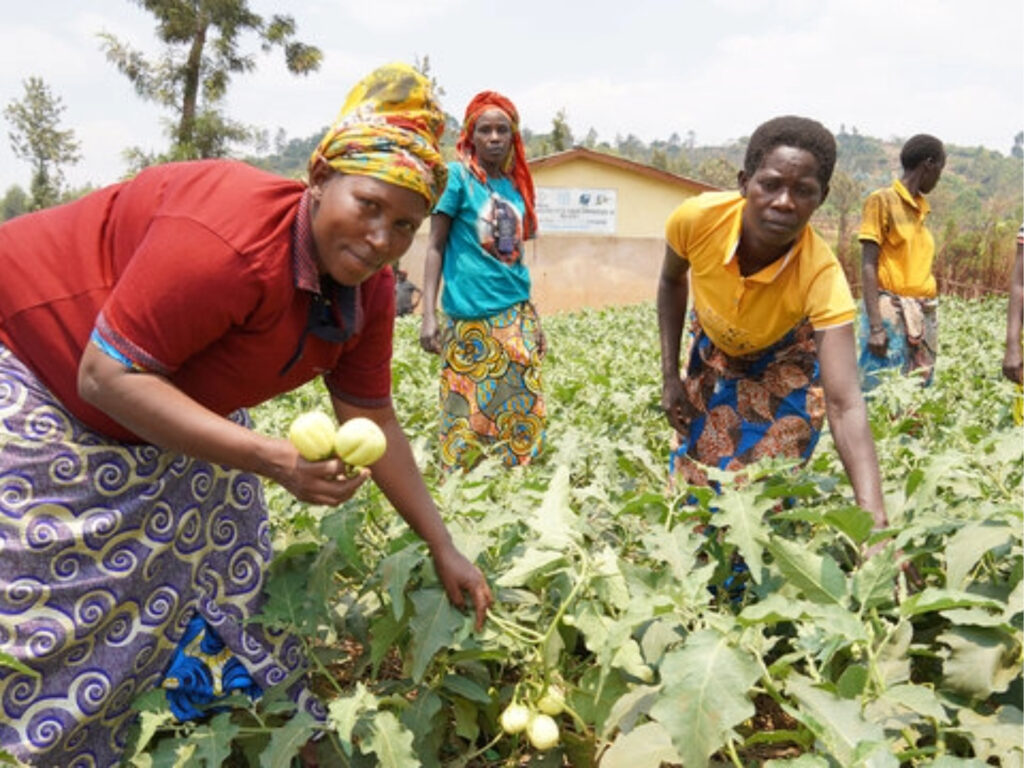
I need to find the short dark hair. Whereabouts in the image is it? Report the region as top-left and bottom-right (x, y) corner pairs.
(900, 134), (945, 170)
(744, 115), (837, 188)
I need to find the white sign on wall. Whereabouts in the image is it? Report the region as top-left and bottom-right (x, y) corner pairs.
(535, 186), (617, 234)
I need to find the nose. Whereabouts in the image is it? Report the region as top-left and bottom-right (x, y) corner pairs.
(773, 187), (796, 210)
(365, 221), (390, 258)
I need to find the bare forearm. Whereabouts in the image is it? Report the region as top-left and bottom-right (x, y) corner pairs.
(827, 400), (886, 525)
(861, 244), (883, 327)
(335, 401), (453, 552)
(78, 346), (283, 478)
(657, 276), (688, 382)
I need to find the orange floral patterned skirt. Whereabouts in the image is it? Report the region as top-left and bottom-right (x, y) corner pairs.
(439, 302), (545, 470)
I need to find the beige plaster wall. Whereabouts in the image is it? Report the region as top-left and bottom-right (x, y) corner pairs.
(398, 232), (665, 315)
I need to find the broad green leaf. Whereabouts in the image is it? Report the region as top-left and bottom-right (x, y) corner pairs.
(259, 711), (317, 768)
(451, 697), (479, 742)
(190, 713), (238, 767)
(401, 689), (443, 766)
(526, 464), (579, 547)
(600, 684), (660, 740)
(610, 638), (653, 681)
(899, 587), (1005, 617)
(322, 508), (366, 574)
(836, 663), (868, 698)
(641, 525), (701, 581)
(945, 521), (1015, 590)
(364, 710), (420, 768)
(128, 709), (176, 756)
(938, 625), (1020, 698)
(920, 758), (988, 767)
(409, 588), (465, 682)
(370, 609), (407, 674)
(600, 721), (682, 768)
(763, 536), (847, 605)
(738, 592), (808, 625)
(494, 547), (566, 587)
(876, 619), (912, 687)
(785, 674), (891, 767)
(380, 545), (425, 621)
(852, 550), (899, 611)
(327, 682), (376, 756)
(958, 706), (1023, 767)
(649, 629), (761, 768)
(823, 505), (875, 544)
(876, 683), (949, 723)
(716, 487), (769, 583)
(592, 545), (631, 610)
(441, 674), (492, 704)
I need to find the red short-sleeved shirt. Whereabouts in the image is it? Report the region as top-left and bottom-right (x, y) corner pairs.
(0, 160), (395, 442)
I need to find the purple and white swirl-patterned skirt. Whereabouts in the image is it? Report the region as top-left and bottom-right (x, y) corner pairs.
(0, 345), (306, 767)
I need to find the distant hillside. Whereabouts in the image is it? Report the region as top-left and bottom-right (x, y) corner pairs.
(249, 122), (1022, 295)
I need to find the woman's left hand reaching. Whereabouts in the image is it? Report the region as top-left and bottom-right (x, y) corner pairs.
(430, 540), (493, 631)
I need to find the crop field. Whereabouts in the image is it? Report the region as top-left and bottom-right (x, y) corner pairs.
(129, 297), (1022, 767)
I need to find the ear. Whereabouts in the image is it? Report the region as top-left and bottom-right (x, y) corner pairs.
(309, 156), (336, 198)
(737, 169), (749, 197)
(818, 183), (830, 207)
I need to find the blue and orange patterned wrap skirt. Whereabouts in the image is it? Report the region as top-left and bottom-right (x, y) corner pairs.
(858, 291), (938, 390)
(0, 345), (308, 767)
(439, 301), (546, 470)
(669, 320), (825, 486)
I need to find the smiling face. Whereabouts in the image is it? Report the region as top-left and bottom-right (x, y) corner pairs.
(308, 164), (428, 286)
(472, 107), (513, 173)
(738, 145), (826, 261)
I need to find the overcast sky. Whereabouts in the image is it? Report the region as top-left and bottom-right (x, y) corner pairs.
(1, 0), (1021, 190)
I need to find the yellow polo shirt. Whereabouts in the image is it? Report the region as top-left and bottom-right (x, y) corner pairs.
(857, 180), (936, 298)
(665, 191), (856, 357)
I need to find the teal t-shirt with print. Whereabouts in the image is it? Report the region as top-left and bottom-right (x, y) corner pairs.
(434, 162), (532, 319)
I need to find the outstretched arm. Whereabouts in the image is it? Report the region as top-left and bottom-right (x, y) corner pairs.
(419, 213), (450, 355)
(815, 324), (886, 527)
(860, 241), (887, 358)
(78, 342), (368, 506)
(657, 244), (691, 434)
(1003, 239), (1024, 384)
(332, 396), (492, 630)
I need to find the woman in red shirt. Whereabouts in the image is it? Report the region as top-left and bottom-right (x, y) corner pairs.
(0, 63), (491, 766)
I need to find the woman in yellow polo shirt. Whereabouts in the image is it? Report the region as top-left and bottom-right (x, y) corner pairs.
(658, 116), (886, 529)
(858, 134), (945, 389)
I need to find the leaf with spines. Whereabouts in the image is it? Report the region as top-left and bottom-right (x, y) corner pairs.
(649, 629), (761, 768)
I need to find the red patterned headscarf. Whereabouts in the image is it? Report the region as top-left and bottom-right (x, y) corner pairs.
(456, 91), (537, 239)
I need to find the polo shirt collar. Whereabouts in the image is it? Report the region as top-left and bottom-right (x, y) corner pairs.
(724, 201), (801, 284)
(292, 189), (321, 293)
(892, 179), (930, 216)
(280, 190), (364, 376)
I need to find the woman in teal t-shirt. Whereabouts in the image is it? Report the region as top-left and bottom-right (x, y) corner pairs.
(420, 90), (546, 470)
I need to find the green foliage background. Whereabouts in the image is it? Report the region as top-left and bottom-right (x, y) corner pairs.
(123, 297), (1022, 767)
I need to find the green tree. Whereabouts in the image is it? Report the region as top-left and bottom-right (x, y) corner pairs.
(1, 184), (30, 220)
(99, 0), (322, 162)
(550, 108), (573, 152)
(3, 76), (81, 210)
(1011, 131), (1022, 160)
(827, 170), (864, 268)
(695, 156), (737, 189)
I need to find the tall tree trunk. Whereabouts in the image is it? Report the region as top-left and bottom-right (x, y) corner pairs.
(178, 13), (209, 151)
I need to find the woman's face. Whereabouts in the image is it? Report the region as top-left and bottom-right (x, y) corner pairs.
(739, 145), (825, 255)
(309, 167), (428, 286)
(472, 108), (513, 170)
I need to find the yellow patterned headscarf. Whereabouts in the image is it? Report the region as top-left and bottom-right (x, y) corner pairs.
(310, 62), (448, 207)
